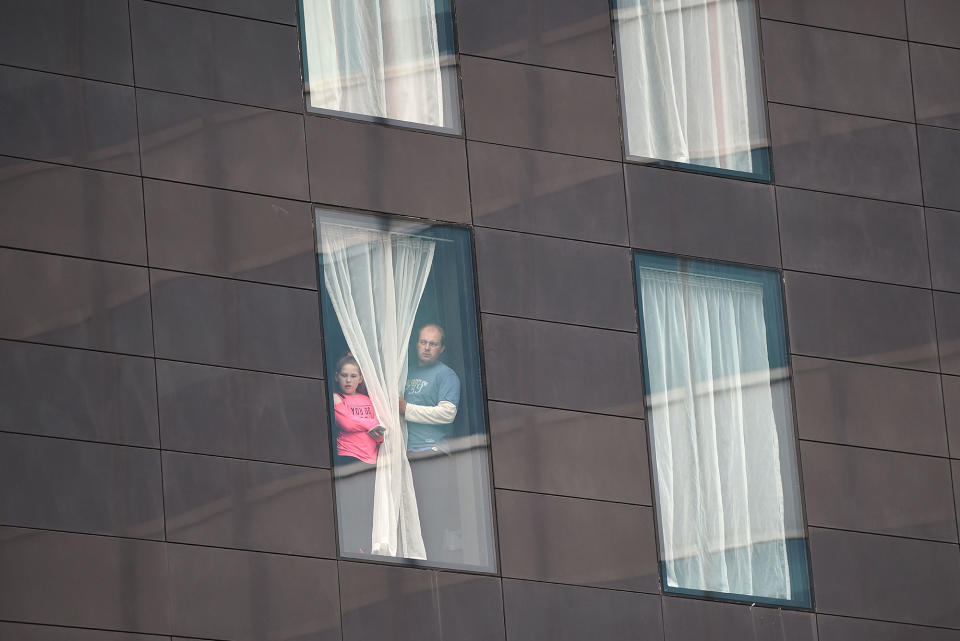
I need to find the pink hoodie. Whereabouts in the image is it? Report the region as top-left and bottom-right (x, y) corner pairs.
(334, 392), (383, 464)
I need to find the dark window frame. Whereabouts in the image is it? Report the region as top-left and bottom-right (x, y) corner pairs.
(296, 0), (467, 137)
(312, 204), (501, 576)
(632, 249), (815, 610)
(609, 0), (775, 183)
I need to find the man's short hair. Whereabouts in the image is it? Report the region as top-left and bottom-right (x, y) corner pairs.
(419, 323), (446, 346)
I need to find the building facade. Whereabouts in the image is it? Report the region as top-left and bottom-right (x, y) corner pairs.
(1, 0), (959, 640)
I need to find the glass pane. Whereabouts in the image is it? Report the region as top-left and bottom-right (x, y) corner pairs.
(634, 252), (811, 607)
(613, 0), (771, 180)
(316, 209), (496, 572)
(300, 0), (460, 132)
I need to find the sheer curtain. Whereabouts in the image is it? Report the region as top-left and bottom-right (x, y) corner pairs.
(637, 266), (791, 601)
(320, 223), (436, 558)
(616, 0), (766, 173)
(302, 0), (445, 126)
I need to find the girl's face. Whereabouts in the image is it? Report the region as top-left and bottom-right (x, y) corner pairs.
(337, 364), (363, 395)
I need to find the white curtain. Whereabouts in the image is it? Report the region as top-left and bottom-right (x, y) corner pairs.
(320, 223), (435, 558)
(302, 0), (445, 126)
(616, 0), (766, 172)
(637, 266), (791, 600)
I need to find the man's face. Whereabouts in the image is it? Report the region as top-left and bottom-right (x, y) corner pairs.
(417, 326), (445, 366)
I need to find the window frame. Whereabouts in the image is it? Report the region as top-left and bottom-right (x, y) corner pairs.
(632, 249), (814, 610)
(297, 0), (466, 136)
(610, 0), (775, 183)
(312, 205), (501, 575)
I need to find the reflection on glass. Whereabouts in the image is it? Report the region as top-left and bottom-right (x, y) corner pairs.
(613, 0), (771, 179)
(317, 209), (495, 572)
(299, 0), (460, 132)
(634, 252), (811, 607)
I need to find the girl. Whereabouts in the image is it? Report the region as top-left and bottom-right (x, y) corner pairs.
(332, 354), (384, 554)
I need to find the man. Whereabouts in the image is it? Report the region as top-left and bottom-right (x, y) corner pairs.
(400, 323), (460, 452)
(399, 323), (462, 562)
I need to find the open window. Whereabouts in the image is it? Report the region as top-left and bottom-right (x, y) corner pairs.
(316, 209), (495, 572)
(634, 252), (811, 607)
(612, 0), (771, 180)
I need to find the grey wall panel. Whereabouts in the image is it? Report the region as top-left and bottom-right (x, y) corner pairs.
(131, 0), (301, 111)
(927, 208), (960, 293)
(778, 187), (929, 287)
(461, 56), (621, 160)
(817, 614), (960, 641)
(801, 441), (957, 542)
(919, 125), (960, 212)
(769, 104), (922, 205)
(661, 596), (818, 641)
(476, 228), (635, 331)
(496, 489), (659, 592)
(503, 579), (663, 641)
(482, 314), (645, 418)
(0, 433), (164, 539)
(0, 621), (168, 641)
(151, 270), (323, 377)
(784, 271), (939, 372)
(911, 43), (960, 131)
(157, 0), (297, 24)
(906, 0), (960, 48)
(0, 527), (169, 633)
(163, 451), (336, 557)
(762, 21), (913, 121)
(625, 164), (781, 268)
(935, 291), (960, 375)
(0, 66), (138, 174)
(0, 157), (146, 264)
(434, 570), (506, 641)
(456, 0), (615, 75)
(792, 355), (948, 456)
(759, 0), (907, 38)
(0, 249), (153, 356)
(138, 90), (308, 200)
(809, 527), (960, 628)
(157, 359), (329, 467)
(144, 179), (316, 288)
(468, 141), (628, 245)
(168, 544), (340, 641)
(306, 116), (470, 224)
(339, 562), (439, 641)
(488, 401), (650, 504)
(0, 340), (159, 447)
(0, 0), (132, 83)
(339, 562), (505, 641)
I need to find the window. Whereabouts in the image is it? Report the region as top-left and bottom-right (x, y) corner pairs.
(612, 0), (771, 180)
(299, 0), (460, 132)
(634, 252), (811, 607)
(316, 209), (496, 572)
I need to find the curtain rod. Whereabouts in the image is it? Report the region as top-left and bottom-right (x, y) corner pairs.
(636, 264), (764, 289)
(316, 219), (456, 243)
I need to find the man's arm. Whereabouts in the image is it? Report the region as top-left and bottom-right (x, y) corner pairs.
(404, 400), (457, 424)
